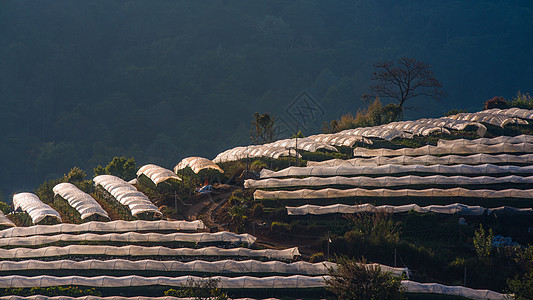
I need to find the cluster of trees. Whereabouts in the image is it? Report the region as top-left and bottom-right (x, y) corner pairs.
(0, 1), (531, 201)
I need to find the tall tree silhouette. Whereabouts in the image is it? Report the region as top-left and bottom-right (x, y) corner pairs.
(370, 58), (444, 108)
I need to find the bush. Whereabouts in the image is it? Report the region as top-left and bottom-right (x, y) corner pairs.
(508, 91), (533, 109)
(473, 224), (493, 261)
(310, 252), (325, 262)
(325, 256), (404, 300)
(484, 96), (508, 109)
(270, 221), (290, 233)
(252, 203), (264, 218)
(164, 278), (228, 300)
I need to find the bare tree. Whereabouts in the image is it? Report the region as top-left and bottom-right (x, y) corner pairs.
(370, 57), (444, 108)
(251, 112), (276, 144)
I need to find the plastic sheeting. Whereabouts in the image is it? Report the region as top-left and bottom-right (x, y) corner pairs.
(0, 275), (326, 289)
(0, 297), (190, 300)
(0, 260), (408, 277)
(0, 259), (332, 275)
(93, 175), (161, 218)
(254, 187), (533, 200)
(12, 193), (61, 225)
(307, 153), (533, 167)
(260, 164), (533, 178)
(246, 175), (533, 189)
(0, 232), (257, 247)
(306, 134), (372, 147)
(438, 135), (533, 146)
(137, 164), (181, 185)
(482, 107), (533, 120)
(338, 127), (412, 141)
(415, 117), (487, 136)
(0, 245), (300, 260)
(445, 112), (528, 127)
(382, 121), (450, 136)
(52, 183), (109, 220)
(401, 280), (508, 300)
(354, 143), (533, 157)
(286, 203), (532, 216)
(213, 145), (301, 164)
(174, 157), (224, 174)
(265, 138), (338, 152)
(0, 211), (15, 228)
(0, 220), (206, 238)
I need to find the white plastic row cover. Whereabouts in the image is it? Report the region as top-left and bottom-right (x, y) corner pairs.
(0, 220), (205, 238)
(354, 142), (533, 157)
(0, 245), (300, 260)
(12, 193), (61, 225)
(286, 203), (532, 216)
(0, 276), (509, 299)
(93, 175), (161, 217)
(52, 183), (109, 220)
(254, 187), (533, 200)
(307, 154), (533, 167)
(136, 164), (181, 185)
(438, 134), (533, 146)
(0, 275), (326, 289)
(246, 175), (533, 189)
(260, 164), (533, 178)
(0, 232), (257, 247)
(0, 211), (15, 228)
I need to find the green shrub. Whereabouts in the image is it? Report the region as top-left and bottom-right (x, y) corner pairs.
(310, 252), (325, 263)
(325, 256), (404, 300)
(270, 221), (290, 232)
(252, 203), (264, 218)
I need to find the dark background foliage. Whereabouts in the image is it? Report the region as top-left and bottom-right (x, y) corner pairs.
(0, 0), (532, 201)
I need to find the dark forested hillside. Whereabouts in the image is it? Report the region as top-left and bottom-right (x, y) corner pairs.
(0, 0), (532, 201)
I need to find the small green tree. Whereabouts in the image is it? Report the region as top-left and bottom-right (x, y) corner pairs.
(473, 224), (493, 261)
(94, 156), (136, 180)
(164, 278), (228, 300)
(325, 256), (404, 300)
(507, 245), (533, 299)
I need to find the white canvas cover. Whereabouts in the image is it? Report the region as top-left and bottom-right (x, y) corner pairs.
(0, 231), (257, 247)
(175, 157), (224, 174)
(0, 220), (205, 238)
(354, 143), (533, 157)
(0, 245), (300, 260)
(246, 175), (533, 189)
(93, 175), (161, 218)
(308, 153), (533, 167)
(285, 203), (526, 216)
(445, 112), (528, 127)
(482, 107), (533, 120)
(52, 183), (109, 220)
(438, 135), (533, 146)
(12, 193), (61, 225)
(0, 211), (15, 228)
(137, 164), (181, 185)
(254, 187), (533, 200)
(260, 164), (533, 178)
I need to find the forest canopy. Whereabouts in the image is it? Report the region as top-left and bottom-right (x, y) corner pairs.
(0, 0), (532, 201)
